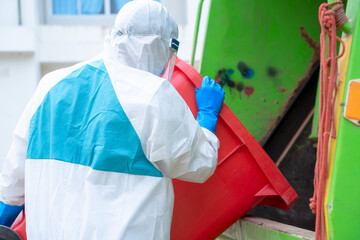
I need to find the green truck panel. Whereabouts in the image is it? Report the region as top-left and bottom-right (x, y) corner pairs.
(200, 0), (323, 143)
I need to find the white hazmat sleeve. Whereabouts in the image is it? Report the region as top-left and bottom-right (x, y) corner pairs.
(141, 80), (219, 183)
(0, 135), (27, 206)
(0, 98), (34, 206)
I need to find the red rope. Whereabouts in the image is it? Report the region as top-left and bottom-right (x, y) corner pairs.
(310, 2), (346, 240)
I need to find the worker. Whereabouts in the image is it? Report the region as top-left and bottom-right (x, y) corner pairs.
(0, 1), (224, 239)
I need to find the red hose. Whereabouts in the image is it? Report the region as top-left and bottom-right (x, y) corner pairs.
(310, 2), (346, 240)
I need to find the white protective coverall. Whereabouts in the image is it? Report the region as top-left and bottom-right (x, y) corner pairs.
(0, 1), (219, 239)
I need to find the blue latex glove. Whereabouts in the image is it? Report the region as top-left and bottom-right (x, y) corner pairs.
(195, 76), (225, 134)
(0, 201), (24, 227)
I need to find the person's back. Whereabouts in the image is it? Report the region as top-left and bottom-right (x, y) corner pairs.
(0, 1), (224, 239)
(24, 58), (180, 239)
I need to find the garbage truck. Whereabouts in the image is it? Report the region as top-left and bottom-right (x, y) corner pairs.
(4, 0), (360, 239)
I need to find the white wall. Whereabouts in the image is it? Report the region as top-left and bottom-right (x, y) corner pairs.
(0, 4), (39, 166)
(163, 0), (210, 69)
(38, 26), (105, 63)
(0, 54), (39, 166)
(0, 0), (18, 25)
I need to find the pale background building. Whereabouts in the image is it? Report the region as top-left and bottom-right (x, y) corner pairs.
(0, 0), (210, 167)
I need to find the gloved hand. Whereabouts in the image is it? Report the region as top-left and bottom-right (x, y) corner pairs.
(195, 76), (225, 134)
(0, 201), (24, 227)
